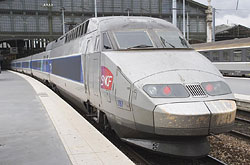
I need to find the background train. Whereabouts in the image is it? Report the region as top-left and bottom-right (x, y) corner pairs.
(192, 37), (250, 77)
(11, 16), (236, 157)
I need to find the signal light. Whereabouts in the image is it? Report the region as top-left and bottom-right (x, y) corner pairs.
(143, 84), (189, 98)
(205, 84), (213, 92)
(163, 86), (171, 95)
(202, 81), (232, 96)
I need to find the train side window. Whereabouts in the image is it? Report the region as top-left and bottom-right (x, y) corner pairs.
(71, 31), (74, 40)
(212, 51), (219, 62)
(74, 29), (76, 39)
(84, 20), (89, 34)
(223, 51), (230, 61)
(65, 34), (68, 43)
(80, 24), (84, 36)
(77, 27), (80, 37)
(69, 32), (72, 41)
(233, 50), (242, 62)
(247, 49), (250, 61)
(76, 28), (78, 38)
(72, 30), (75, 39)
(103, 33), (112, 50)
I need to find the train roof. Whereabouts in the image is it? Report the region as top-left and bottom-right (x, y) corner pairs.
(192, 37), (250, 51)
(93, 16), (177, 32)
(47, 16), (178, 50)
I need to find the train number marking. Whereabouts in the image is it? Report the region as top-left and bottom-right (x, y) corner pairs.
(101, 66), (113, 90)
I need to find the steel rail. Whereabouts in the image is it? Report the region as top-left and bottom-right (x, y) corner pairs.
(207, 155), (228, 165)
(230, 130), (250, 139)
(235, 117), (250, 124)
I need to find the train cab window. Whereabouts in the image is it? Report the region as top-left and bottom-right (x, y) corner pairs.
(103, 33), (112, 50)
(233, 50), (242, 62)
(223, 51), (230, 61)
(212, 51), (219, 62)
(155, 30), (190, 48)
(114, 30), (153, 49)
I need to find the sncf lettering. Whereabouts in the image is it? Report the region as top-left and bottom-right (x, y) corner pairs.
(101, 66), (113, 90)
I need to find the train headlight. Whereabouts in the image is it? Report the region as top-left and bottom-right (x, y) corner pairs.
(143, 84), (189, 98)
(202, 81), (232, 96)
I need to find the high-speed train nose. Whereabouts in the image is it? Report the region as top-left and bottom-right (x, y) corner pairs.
(154, 100), (236, 136)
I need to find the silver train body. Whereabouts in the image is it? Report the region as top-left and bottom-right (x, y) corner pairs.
(11, 16), (236, 157)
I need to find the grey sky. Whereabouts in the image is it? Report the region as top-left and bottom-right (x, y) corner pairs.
(194, 0), (250, 27)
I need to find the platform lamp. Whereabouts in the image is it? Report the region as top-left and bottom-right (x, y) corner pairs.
(42, 3), (53, 37)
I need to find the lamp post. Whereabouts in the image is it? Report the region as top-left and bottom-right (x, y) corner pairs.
(183, 0), (186, 39)
(61, 7), (65, 35)
(94, 0), (97, 17)
(43, 2), (53, 38)
(172, 0), (177, 27)
(206, 0), (213, 42)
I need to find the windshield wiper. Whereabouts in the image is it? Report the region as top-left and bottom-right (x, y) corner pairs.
(179, 37), (189, 47)
(104, 45), (112, 49)
(160, 37), (175, 48)
(127, 44), (153, 49)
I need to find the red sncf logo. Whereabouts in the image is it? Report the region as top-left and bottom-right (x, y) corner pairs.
(101, 66), (113, 90)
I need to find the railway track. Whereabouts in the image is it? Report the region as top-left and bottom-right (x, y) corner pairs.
(55, 86), (232, 165)
(230, 109), (250, 139)
(235, 116), (250, 124)
(230, 130), (250, 139)
(206, 155), (228, 165)
(61, 93), (229, 165)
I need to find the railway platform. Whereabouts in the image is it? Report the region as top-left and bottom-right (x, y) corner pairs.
(0, 71), (133, 165)
(225, 77), (250, 112)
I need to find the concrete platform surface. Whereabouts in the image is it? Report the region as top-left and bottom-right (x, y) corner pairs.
(0, 71), (72, 165)
(0, 71), (134, 165)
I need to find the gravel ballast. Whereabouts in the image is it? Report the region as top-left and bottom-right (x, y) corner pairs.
(209, 134), (250, 165)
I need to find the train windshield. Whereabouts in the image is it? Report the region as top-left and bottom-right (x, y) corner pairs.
(114, 31), (154, 49)
(155, 30), (190, 48)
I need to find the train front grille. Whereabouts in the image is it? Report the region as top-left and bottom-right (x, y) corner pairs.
(186, 84), (206, 97)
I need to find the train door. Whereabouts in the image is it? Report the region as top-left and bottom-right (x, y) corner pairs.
(88, 35), (101, 106)
(92, 36), (100, 96)
(84, 38), (92, 97)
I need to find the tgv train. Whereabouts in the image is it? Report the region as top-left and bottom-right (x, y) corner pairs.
(11, 16), (236, 157)
(193, 38), (250, 77)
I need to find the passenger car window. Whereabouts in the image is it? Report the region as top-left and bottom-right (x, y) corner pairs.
(103, 33), (112, 50)
(212, 51), (219, 62)
(114, 31), (153, 49)
(233, 50), (242, 62)
(247, 49), (250, 62)
(223, 51), (230, 61)
(155, 30), (190, 48)
(201, 51), (210, 60)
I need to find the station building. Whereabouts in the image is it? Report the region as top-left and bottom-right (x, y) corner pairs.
(0, 0), (208, 68)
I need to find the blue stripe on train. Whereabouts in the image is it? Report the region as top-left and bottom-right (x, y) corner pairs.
(28, 55), (83, 83)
